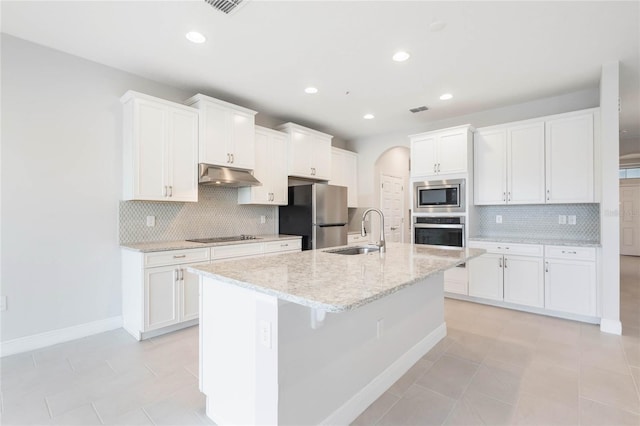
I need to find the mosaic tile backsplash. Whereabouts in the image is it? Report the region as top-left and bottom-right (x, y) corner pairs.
(473, 203), (600, 243)
(119, 186), (277, 243)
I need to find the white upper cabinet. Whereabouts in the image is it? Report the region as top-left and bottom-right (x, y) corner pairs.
(410, 125), (473, 177)
(278, 123), (332, 180)
(121, 91), (199, 202)
(545, 112), (594, 203)
(474, 121), (545, 205)
(238, 126), (288, 205)
(474, 109), (595, 205)
(185, 94), (257, 171)
(330, 147), (359, 208)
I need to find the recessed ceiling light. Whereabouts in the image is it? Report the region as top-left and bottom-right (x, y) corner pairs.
(392, 51), (410, 62)
(363, 114), (375, 120)
(305, 87), (318, 94)
(429, 20), (447, 32)
(185, 31), (206, 44)
(439, 93), (453, 100)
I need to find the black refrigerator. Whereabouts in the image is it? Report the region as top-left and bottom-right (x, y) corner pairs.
(278, 184), (348, 250)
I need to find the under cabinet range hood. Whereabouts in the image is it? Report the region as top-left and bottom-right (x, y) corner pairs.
(197, 163), (261, 187)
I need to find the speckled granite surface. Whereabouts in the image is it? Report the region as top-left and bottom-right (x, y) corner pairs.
(469, 236), (600, 247)
(188, 243), (485, 312)
(121, 234), (301, 252)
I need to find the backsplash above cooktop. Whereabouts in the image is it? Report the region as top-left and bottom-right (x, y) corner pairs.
(119, 186), (277, 243)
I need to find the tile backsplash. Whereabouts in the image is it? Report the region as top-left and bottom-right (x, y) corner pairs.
(473, 203), (600, 242)
(119, 186), (277, 243)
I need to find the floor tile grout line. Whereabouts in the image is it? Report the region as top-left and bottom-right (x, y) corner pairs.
(105, 360), (118, 375)
(144, 363), (159, 377)
(43, 396), (54, 420)
(141, 407), (157, 425)
(578, 395), (640, 417)
(90, 402), (105, 425)
(372, 394), (401, 426)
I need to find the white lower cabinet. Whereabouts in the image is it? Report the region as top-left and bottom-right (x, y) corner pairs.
(468, 242), (544, 308)
(544, 246), (597, 316)
(444, 266), (469, 295)
(467, 241), (598, 319)
(122, 238), (301, 340)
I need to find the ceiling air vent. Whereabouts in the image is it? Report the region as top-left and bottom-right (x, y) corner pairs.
(409, 106), (429, 113)
(204, 0), (247, 15)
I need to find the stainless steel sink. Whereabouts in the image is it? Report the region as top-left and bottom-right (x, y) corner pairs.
(326, 245), (380, 255)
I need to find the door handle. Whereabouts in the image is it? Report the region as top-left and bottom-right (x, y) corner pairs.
(390, 226), (398, 230)
(230, 153), (234, 163)
(545, 261), (549, 273)
(546, 189), (550, 200)
(504, 258), (508, 268)
(169, 186), (173, 197)
(499, 258), (503, 268)
(433, 163), (437, 173)
(437, 163), (441, 173)
(508, 191), (511, 202)
(173, 254), (186, 259)
(227, 153), (231, 163)
(503, 192), (506, 202)
(174, 269), (179, 281)
(163, 186), (168, 197)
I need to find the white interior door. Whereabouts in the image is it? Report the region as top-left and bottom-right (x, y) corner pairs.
(380, 174), (404, 243)
(620, 181), (640, 256)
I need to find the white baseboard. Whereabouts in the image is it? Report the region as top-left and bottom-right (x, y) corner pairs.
(600, 318), (622, 335)
(320, 322), (447, 426)
(0, 316), (123, 357)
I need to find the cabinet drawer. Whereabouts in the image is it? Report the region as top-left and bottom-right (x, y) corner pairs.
(468, 241), (543, 257)
(545, 245), (596, 261)
(211, 242), (263, 260)
(144, 248), (210, 268)
(264, 239), (302, 254)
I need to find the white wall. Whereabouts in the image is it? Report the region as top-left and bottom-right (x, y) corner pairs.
(599, 62), (621, 334)
(349, 88), (599, 207)
(0, 35), (199, 341)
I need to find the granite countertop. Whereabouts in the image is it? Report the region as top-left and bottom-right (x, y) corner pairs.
(468, 236), (601, 248)
(187, 243), (484, 313)
(121, 234), (302, 253)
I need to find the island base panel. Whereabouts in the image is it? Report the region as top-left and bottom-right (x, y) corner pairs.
(200, 273), (445, 425)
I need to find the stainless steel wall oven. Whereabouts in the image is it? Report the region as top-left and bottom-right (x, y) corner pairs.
(413, 216), (465, 248)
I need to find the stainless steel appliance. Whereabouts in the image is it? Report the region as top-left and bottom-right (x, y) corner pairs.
(197, 163), (261, 187)
(413, 179), (465, 213)
(278, 184), (348, 250)
(413, 216), (465, 248)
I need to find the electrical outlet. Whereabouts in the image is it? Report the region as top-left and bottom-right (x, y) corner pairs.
(496, 215), (503, 224)
(376, 318), (384, 339)
(1, 296), (7, 311)
(568, 215), (576, 225)
(558, 215), (567, 225)
(260, 215), (266, 224)
(146, 216), (155, 227)
(259, 320), (271, 348)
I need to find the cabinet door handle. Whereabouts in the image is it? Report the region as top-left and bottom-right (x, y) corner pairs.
(562, 250), (577, 254)
(545, 261), (549, 273)
(173, 254), (186, 259)
(499, 258), (503, 268)
(504, 258), (508, 268)
(546, 189), (550, 201)
(281, 243), (289, 247)
(508, 191), (511, 202)
(227, 153), (231, 163)
(163, 186), (168, 197)
(174, 269), (179, 281)
(230, 153), (234, 163)
(433, 163), (437, 173)
(180, 269), (184, 281)
(437, 163), (441, 173)
(503, 192), (506, 202)
(169, 186), (173, 197)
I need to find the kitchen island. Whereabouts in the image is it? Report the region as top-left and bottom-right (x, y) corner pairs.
(188, 242), (483, 425)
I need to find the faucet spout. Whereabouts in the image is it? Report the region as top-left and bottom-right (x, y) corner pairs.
(361, 208), (385, 253)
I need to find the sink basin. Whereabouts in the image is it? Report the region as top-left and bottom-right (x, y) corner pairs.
(326, 245), (380, 255)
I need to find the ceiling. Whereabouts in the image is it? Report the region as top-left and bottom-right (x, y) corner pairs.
(2, 1), (639, 142)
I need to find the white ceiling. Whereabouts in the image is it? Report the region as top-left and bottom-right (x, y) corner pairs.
(2, 1), (639, 142)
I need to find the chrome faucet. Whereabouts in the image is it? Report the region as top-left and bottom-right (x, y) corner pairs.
(361, 208), (385, 253)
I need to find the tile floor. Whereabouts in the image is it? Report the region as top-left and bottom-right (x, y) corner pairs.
(1, 256), (639, 425)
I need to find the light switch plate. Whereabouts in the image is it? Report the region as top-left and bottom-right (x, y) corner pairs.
(146, 216), (155, 227)
(568, 215), (576, 225)
(260, 215), (266, 224)
(496, 215), (503, 224)
(558, 215), (567, 225)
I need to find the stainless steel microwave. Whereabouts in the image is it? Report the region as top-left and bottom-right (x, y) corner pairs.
(413, 179), (465, 213)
